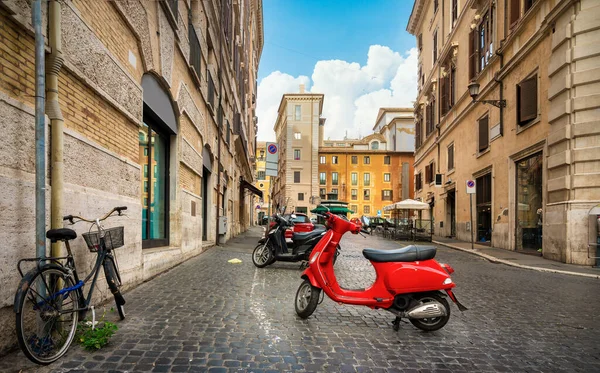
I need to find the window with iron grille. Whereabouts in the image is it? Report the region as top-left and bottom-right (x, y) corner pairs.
(294, 171), (300, 183)
(517, 74), (538, 126)
(332, 172), (338, 185)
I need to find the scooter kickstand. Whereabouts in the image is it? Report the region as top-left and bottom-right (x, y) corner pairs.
(392, 316), (401, 332)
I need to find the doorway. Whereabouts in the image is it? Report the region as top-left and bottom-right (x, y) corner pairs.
(202, 166), (210, 241)
(476, 173), (492, 245)
(446, 189), (456, 237)
(516, 152), (543, 253)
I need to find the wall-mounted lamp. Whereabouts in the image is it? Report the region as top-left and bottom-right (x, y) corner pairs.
(468, 81), (506, 108)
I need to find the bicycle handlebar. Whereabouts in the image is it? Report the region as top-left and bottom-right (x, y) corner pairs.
(63, 206), (128, 224)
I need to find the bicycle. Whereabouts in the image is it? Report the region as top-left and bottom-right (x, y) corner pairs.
(14, 206), (128, 365)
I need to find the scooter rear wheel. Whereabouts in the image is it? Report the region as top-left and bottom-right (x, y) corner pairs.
(409, 293), (451, 332)
(252, 243), (274, 268)
(295, 280), (321, 319)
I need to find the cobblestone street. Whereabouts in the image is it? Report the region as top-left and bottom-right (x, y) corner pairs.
(2, 227), (600, 373)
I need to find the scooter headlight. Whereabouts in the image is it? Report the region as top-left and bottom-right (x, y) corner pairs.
(309, 252), (318, 264)
(443, 277), (453, 285)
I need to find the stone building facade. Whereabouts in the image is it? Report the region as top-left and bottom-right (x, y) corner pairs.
(271, 86), (324, 214)
(0, 0), (263, 354)
(407, 0), (599, 263)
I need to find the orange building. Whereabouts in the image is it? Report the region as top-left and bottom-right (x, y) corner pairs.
(318, 134), (414, 219)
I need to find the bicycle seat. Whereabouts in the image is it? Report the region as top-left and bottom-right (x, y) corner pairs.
(46, 228), (77, 242)
(362, 245), (436, 263)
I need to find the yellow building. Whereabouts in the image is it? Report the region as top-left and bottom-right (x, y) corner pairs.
(408, 0), (600, 264)
(254, 141), (271, 223)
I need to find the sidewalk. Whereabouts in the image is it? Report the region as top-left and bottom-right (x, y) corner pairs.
(433, 236), (600, 279)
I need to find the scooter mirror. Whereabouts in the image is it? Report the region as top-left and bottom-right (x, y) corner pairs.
(291, 214), (297, 219)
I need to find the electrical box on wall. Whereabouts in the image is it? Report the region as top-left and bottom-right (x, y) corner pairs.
(218, 216), (228, 234)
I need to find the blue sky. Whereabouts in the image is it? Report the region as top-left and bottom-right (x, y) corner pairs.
(256, 1), (419, 141)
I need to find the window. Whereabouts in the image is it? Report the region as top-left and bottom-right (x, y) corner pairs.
(295, 207), (308, 214)
(382, 190), (393, 201)
(298, 193), (304, 201)
(331, 188), (338, 198)
(440, 63), (456, 116)
(320, 156), (326, 164)
(469, 8), (494, 78)
(418, 33), (423, 51)
(433, 29), (438, 64)
(364, 205), (371, 214)
(332, 172), (339, 185)
(294, 105), (301, 120)
(144, 181), (148, 192)
(294, 132), (301, 140)
(189, 21), (202, 85)
(351, 205), (358, 213)
(294, 149), (301, 160)
(332, 156), (338, 164)
(351, 156), (358, 164)
(415, 116), (422, 149)
(364, 173), (371, 186)
(384, 173), (391, 182)
(259, 150), (265, 160)
(351, 172), (358, 186)
(451, 0), (458, 27)
(364, 190), (370, 201)
(384, 156), (390, 165)
(257, 171), (266, 180)
(319, 172), (326, 185)
(364, 156), (370, 165)
(416, 172), (422, 190)
(425, 162), (435, 184)
(517, 74), (538, 126)
(351, 189), (357, 200)
(434, 0), (438, 13)
(140, 119), (169, 247)
(426, 100), (435, 137)
(294, 171), (300, 183)
(371, 141), (379, 150)
(448, 143), (455, 171)
(479, 115), (489, 152)
(319, 188), (326, 198)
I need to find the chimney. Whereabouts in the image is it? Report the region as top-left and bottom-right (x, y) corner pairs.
(299, 84), (305, 93)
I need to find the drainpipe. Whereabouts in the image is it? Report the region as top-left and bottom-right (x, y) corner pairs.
(47, 0), (65, 257)
(32, 0), (45, 259)
(215, 7), (224, 244)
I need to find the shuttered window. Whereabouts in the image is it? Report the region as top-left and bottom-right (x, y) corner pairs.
(416, 173), (422, 190)
(440, 75), (448, 117)
(469, 30), (477, 80)
(382, 190), (393, 201)
(517, 74), (538, 125)
(415, 117), (421, 148)
(448, 143), (454, 171)
(510, 0), (520, 28)
(425, 103), (432, 137)
(418, 33), (423, 51)
(433, 30), (438, 64)
(479, 115), (489, 152)
(452, 0), (458, 26)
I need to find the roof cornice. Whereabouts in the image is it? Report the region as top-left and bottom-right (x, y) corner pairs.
(407, 0), (426, 35)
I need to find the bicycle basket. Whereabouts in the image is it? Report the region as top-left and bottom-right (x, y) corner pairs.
(82, 226), (125, 252)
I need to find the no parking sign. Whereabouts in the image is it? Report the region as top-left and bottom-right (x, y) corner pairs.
(466, 179), (476, 194)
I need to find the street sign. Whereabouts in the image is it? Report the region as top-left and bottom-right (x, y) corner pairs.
(265, 142), (279, 176)
(466, 179), (476, 194)
(377, 210), (381, 216)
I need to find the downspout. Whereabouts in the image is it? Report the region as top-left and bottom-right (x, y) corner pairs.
(215, 8), (224, 244)
(32, 0), (45, 259)
(47, 0), (65, 257)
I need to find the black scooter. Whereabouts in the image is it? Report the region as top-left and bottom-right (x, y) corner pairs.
(252, 213), (338, 268)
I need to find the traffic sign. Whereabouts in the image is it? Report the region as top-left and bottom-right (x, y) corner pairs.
(466, 179), (476, 194)
(267, 144), (278, 154)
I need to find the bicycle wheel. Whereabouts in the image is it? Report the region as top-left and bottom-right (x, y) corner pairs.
(15, 266), (80, 365)
(103, 257), (125, 320)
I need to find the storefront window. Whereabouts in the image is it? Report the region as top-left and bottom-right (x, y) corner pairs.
(516, 152), (543, 251)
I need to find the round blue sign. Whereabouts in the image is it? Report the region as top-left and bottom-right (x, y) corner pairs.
(467, 180), (475, 188)
(268, 144), (278, 154)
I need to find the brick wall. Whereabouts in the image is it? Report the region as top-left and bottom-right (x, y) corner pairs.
(180, 163), (201, 195)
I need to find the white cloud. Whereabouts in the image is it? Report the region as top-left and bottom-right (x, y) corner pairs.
(256, 46), (418, 141)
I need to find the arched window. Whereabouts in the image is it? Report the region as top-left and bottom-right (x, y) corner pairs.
(371, 141), (379, 150)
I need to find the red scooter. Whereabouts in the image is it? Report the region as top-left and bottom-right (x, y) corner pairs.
(295, 208), (467, 332)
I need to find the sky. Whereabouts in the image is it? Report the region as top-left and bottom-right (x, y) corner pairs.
(256, 0), (418, 142)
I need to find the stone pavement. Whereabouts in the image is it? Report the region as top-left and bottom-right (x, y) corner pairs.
(432, 236), (600, 279)
(1, 227), (600, 372)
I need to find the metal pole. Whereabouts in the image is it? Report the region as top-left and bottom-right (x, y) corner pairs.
(470, 193), (474, 250)
(32, 0), (46, 259)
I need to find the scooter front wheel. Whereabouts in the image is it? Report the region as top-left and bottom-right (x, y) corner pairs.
(295, 280), (321, 319)
(252, 243), (274, 268)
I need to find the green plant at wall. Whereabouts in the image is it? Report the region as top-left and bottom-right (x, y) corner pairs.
(76, 308), (119, 351)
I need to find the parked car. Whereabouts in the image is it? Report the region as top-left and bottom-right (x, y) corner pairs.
(361, 216), (386, 233)
(269, 213), (315, 239)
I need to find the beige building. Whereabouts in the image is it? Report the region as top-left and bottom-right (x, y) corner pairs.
(408, 0), (599, 264)
(0, 0), (262, 354)
(271, 85), (324, 214)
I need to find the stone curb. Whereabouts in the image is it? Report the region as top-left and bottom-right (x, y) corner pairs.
(432, 240), (600, 280)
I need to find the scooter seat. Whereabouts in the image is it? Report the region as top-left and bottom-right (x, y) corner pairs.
(362, 245), (436, 263)
(292, 228), (326, 242)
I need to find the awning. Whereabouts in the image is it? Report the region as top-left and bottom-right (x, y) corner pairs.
(240, 179), (263, 198)
(311, 206), (354, 214)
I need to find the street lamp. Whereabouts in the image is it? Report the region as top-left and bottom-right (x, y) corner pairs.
(468, 81), (506, 108)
